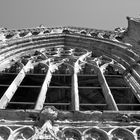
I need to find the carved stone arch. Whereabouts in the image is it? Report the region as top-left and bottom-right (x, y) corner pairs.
(9, 126), (35, 140)
(61, 127), (82, 140)
(0, 126), (12, 140)
(109, 127), (136, 140)
(0, 26), (139, 112)
(83, 127), (109, 140)
(0, 33), (137, 71)
(66, 35), (138, 66)
(133, 127), (140, 140)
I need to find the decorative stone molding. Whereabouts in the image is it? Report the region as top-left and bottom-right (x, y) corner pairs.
(0, 19), (140, 139)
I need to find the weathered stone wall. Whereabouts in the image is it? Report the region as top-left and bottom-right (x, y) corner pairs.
(0, 26), (140, 139)
(122, 17), (140, 55)
(0, 108), (140, 139)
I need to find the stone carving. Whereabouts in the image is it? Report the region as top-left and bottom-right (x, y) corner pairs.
(62, 128), (81, 140)
(0, 17), (139, 139)
(0, 126), (12, 140)
(109, 128), (136, 140)
(0, 124), (140, 139)
(84, 128), (109, 140)
(9, 126), (35, 140)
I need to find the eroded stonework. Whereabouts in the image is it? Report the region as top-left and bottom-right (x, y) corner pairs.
(0, 107), (140, 139)
(0, 17), (140, 139)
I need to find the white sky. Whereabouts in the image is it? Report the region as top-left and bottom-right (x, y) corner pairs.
(0, 0), (140, 30)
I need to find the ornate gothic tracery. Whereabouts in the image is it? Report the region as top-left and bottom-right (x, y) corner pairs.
(0, 17), (140, 139)
(0, 47), (132, 111)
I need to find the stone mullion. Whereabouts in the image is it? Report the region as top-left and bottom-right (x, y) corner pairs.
(70, 52), (91, 111)
(0, 60), (33, 109)
(35, 58), (67, 110)
(97, 67), (119, 111)
(34, 65), (52, 110)
(71, 67), (80, 111)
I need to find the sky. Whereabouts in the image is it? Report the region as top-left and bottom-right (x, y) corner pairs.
(0, 0), (140, 30)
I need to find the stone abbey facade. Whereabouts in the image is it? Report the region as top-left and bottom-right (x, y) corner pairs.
(0, 17), (140, 139)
